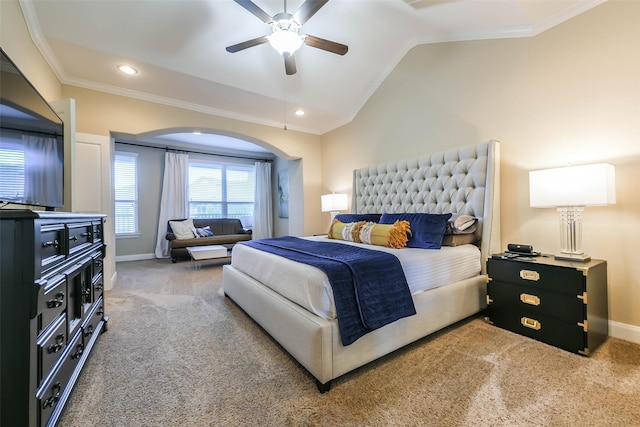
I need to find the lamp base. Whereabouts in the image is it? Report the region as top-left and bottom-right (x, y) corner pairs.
(554, 253), (591, 262)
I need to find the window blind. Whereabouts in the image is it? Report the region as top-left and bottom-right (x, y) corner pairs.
(188, 161), (255, 220)
(0, 147), (25, 200)
(114, 152), (138, 234)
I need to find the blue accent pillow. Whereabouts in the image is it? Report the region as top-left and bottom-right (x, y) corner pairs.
(334, 213), (382, 223)
(379, 213), (452, 249)
(195, 226), (214, 237)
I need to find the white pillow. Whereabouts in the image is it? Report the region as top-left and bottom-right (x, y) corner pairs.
(169, 219), (197, 239)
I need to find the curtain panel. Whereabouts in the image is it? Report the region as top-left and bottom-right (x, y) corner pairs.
(154, 152), (189, 258)
(253, 161), (273, 239)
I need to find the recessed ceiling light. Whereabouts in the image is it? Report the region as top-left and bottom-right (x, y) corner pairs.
(294, 109), (305, 116)
(118, 65), (138, 75)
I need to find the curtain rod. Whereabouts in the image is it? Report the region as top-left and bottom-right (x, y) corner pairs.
(1, 126), (62, 138)
(115, 140), (273, 162)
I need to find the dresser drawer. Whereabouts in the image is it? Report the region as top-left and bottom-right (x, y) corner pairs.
(92, 220), (103, 243)
(39, 223), (65, 273)
(486, 309), (587, 354)
(37, 330), (83, 427)
(92, 250), (104, 281)
(487, 258), (585, 295)
(67, 222), (93, 256)
(37, 274), (66, 334)
(92, 273), (104, 302)
(82, 296), (105, 346)
(37, 314), (66, 388)
(487, 281), (585, 323)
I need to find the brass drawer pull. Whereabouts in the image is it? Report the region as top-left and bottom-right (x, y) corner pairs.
(521, 317), (541, 330)
(519, 269), (540, 281)
(520, 293), (540, 306)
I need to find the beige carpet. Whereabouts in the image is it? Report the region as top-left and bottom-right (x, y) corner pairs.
(58, 259), (640, 426)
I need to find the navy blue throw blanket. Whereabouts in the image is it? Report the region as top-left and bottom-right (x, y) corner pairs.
(243, 237), (416, 346)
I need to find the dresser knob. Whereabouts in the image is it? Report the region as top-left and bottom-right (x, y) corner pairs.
(42, 382), (61, 409)
(519, 269), (540, 281)
(84, 325), (94, 337)
(71, 343), (84, 359)
(46, 292), (65, 308)
(520, 293), (541, 306)
(521, 316), (541, 330)
(42, 239), (59, 249)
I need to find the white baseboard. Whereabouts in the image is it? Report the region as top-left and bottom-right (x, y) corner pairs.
(109, 271), (117, 291)
(609, 320), (640, 345)
(115, 253), (156, 262)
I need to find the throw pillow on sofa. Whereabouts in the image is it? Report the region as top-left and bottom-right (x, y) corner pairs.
(195, 226), (214, 237)
(169, 219), (197, 239)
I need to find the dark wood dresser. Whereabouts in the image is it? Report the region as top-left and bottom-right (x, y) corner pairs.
(0, 210), (107, 426)
(485, 254), (608, 356)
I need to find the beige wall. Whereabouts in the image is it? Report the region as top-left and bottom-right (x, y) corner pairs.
(323, 0), (640, 330)
(0, 1), (61, 101)
(60, 86), (324, 237)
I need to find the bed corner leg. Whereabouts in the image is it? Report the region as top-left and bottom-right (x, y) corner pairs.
(316, 379), (331, 393)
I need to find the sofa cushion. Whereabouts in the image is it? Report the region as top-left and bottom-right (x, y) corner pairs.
(169, 234), (251, 249)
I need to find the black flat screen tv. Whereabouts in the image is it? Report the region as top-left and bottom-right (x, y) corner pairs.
(0, 47), (64, 210)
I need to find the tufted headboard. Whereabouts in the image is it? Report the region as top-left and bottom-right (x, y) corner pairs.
(352, 140), (501, 273)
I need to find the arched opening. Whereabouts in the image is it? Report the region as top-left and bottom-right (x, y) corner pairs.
(110, 128), (304, 261)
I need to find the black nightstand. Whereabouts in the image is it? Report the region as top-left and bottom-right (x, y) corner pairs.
(485, 254), (608, 356)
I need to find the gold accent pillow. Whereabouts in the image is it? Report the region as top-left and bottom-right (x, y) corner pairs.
(328, 220), (411, 249)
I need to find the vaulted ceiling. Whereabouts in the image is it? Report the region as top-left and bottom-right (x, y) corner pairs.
(21, 0), (604, 148)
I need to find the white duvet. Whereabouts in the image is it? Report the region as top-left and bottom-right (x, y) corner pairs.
(230, 235), (481, 320)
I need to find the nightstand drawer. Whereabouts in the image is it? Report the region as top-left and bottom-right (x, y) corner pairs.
(485, 310), (587, 354)
(487, 281), (585, 323)
(488, 258), (585, 294)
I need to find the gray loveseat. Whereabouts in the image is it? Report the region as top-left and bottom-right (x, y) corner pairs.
(166, 218), (252, 262)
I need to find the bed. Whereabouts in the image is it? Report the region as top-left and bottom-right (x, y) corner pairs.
(222, 140), (500, 392)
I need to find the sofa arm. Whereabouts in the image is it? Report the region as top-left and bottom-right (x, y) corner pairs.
(244, 229), (252, 235)
(166, 232), (176, 241)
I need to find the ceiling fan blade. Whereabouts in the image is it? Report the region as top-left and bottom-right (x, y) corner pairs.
(304, 35), (348, 55)
(284, 54), (297, 75)
(293, 0), (329, 25)
(226, 36), (269, 53)
(233, 0), (273, 24)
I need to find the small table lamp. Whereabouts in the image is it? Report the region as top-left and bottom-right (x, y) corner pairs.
(321, 193), (348, 222)
(529, 163), (616, 262)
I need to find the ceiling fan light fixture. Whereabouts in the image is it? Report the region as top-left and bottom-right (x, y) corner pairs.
(268, 15), (304, 56)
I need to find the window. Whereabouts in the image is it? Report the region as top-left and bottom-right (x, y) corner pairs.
(0, 142), (25, 201)
(188, 161), (255, 221)
(114, 152), (138, 235)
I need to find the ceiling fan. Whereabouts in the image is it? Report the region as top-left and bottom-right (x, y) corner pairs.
(226, 0), (348, 75)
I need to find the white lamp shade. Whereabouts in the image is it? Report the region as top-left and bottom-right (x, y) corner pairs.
(321, 193), (348, 212)
(529, 163), (616, 207)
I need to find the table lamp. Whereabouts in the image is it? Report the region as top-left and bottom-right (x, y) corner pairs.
(321, 193), (348, 222)
(529, 163), (615, 262)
